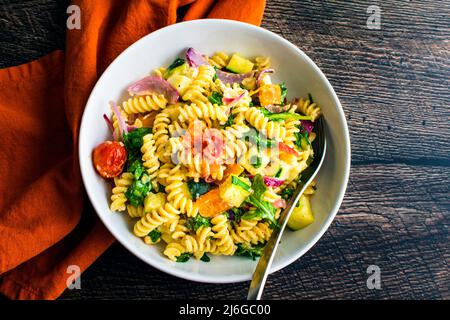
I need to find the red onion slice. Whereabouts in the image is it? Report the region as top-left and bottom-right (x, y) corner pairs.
(127, 76), (179, 104)
(300, 120), (314, 133)
(110, 101), (128, 137)
(186, 48), (208, 67)
(256, 68), (274, 86)
(263, 176), (285, 187)
(216, 69), (254, 85)
(222, 93), (245, 106)
(103, 114), (117, 140)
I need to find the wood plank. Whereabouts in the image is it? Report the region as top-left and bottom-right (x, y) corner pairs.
(262, 0), (450, 164)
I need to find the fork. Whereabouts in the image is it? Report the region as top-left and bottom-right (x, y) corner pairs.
(247, 117), (327, 300)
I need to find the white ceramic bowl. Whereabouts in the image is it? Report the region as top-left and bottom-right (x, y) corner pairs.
(79, 19), (350, 283)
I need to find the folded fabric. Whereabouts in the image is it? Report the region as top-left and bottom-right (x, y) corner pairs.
(0, 0), (265, 300)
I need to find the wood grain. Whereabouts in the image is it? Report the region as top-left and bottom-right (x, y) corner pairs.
(0, 0), (448, 300)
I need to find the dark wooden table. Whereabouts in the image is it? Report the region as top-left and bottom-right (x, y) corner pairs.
(0, 0), (448, 300)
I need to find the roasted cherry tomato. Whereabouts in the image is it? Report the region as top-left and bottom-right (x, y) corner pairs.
(93, 141), (127, 179)
(278, 142), (300, 157)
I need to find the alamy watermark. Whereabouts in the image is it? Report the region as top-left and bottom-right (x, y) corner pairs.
(67, 5), (81, 30)
(366, 5), (381, 30)
(366, 265), (381, 289)
(66, 265), (81, 290)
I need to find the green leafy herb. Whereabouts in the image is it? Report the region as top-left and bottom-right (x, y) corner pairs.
(187, 179), (211, 200)
(281, 187), (294, 200)
(208, 91), (223, 105)
(176, 253), (191, 263)
(294, 129), (310, 151)
(147, 230), (161, 243)
(200, 253), (210, 262)
(243, 174), (278, 227)
(128, 159), (145, 180)
(123, 127), (152, 168)
(212, 66), (218, 81)
(167, 58), (185, 71)
(235, 243), (265, 260)
(249, 101), (254, 107)
(223, 113), (235, 128)
(125, 173), (152, 207)
(308, 93), (314, 103)
(186, 214), (212, 232)
(260, 108), (312, 121)
(231, 175), (251, 191)
(274, 168), (283, 178)
(229, 207), (245, 223)
(279, 83), (288, 104)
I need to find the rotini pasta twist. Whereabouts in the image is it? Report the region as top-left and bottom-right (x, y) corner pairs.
(152, 111), (171, 162)
(127, 204), (145, 218)
(244, 107), (286, 140)
(293, 98), (321, 121)
(211, 215), (236, 255)
(208, 52), (229, 68)
(165, 165), (199, 217)
(182, 65), (215, 103)
(133, 202), (180, 237)
(178, 101), (228, 125)
(163, 242), (185, 261)
(141, 133), (160, 189)
(110, 172), (134, 212)
(123, 94), (168, 114)
(283, 118), (301, 147)
(230, 221), (272, 245)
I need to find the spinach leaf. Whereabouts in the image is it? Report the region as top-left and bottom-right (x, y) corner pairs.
(200, 253), (210, 262)
(235, 243), (265, 260)
(167, 58), (185, 72)
(280, 187), (294, 200)
(147, 230), (161, 243)
(279, 83), (288, 104)
(187, 179), (211, 200)
(176, 253), (191, 263)
(228, 207), (245, 223)
(123, 128), (151, 152)
(125, 173), (152, 207)
(260, 108), (312, 121)
(186, 214), (211, 232)
(223, 113), (235, 128)
(127, 159), (145, 180)
(212, 66), (218, 81)
(208, 91), (223, 105)
(242, 174), (278, 227)
(123, 128), (151, 168)
(294, 129), (310, 151)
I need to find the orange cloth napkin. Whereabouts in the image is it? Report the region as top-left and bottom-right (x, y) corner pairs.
(0, 0), (265, 300)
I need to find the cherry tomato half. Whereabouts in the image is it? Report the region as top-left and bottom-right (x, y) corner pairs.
(93, 141), (127, 179)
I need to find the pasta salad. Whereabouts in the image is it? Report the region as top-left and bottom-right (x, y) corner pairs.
(92, 48), (322, 262)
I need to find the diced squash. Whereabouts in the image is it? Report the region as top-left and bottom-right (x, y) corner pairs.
(196, 188), (234, 217)
(226, 54), (254, 74)
(287, 195), (314, 230)
(167, 74), (192, 95)
(144, 192), (166, 212)
(219, 175), (251, 207)
(259, 84), (282, 107)
(222, 164), (244, 181)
